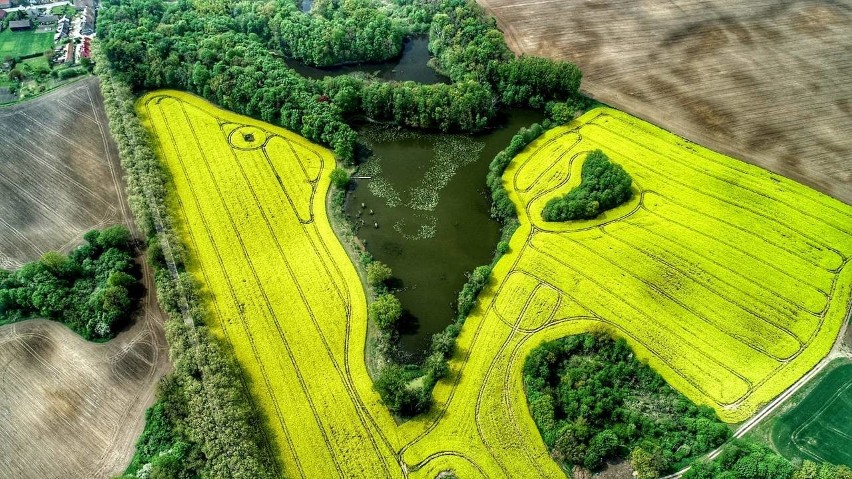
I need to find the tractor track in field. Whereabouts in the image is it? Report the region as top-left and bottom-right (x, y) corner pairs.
(138, 93), (852, 479)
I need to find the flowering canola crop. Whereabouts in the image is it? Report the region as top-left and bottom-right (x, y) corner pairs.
(139, 92), (852, 478)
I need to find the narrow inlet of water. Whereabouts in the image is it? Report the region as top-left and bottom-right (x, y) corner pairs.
(347, 109), (544, 357)
(284, 36), (448, 85)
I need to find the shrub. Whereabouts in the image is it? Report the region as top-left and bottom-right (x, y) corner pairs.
(368, 293), (402, 330)
(329, 167), (350, 190)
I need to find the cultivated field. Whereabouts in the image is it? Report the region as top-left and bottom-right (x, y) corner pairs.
(768, 359), (852, 466)
(0, 78), (126, 268)
(497, 107), (852, 421)
(141, 92), (852, 478)
(479, 0), (852, 204)
(0, 28), (54, 59)
(0, 291), (169, 478)
(0, 78), (170, 478)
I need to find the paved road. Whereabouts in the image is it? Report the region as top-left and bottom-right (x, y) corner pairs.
(3, 1), (72, 12)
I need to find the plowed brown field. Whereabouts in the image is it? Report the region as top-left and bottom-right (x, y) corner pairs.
(0, 78), (126, 268)
(0, 78), (170, 478)
(480, 0), (852, 203)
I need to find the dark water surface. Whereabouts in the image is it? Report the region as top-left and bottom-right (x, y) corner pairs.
(284, 36), (448, 84)
(347, 109), (543, 357)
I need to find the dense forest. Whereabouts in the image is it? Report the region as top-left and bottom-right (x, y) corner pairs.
(684, 440), (852, 479)
(98, 0), (582, 162)
(242, 0), (404, 67)
(0, 225), (139, 340)
(542, 149), (633, 221)
(524, 334), (730, 477)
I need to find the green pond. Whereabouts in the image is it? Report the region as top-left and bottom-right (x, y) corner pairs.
(347, 110), (543, 357)
(284, 36), (449, 85)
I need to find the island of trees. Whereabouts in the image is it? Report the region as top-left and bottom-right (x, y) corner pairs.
(0, 225), (139, 340)
(542, 149), (632, 221)
(524, 334), (730, 478)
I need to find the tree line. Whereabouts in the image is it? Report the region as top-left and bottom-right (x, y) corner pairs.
(684, 439), (851, 479)
(0, 225), (139, 340)
(96, 51), (276, 479)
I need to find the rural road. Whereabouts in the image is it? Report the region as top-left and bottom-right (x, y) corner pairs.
(660, 312), (851, 479)
(3, 1), (72, 12)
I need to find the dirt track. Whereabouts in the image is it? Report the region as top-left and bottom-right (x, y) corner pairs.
(0, 78), (170, 478)
(479, 0), (852, 204)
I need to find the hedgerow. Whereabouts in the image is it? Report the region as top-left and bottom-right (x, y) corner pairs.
(96, 53), (276, 479)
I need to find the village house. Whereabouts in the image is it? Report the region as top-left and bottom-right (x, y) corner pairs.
(36, 14), (57, 25)
(0, 0), (11, 10)
(9, 19), (31, 31)
(64, 41), (74, 63)
(80, 6), (94, 35)
(78, 36), (91, 59)
(55, 16), (70, 40)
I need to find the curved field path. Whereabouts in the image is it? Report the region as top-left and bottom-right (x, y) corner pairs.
(141, 91), (852, 478)
(478, 0), (852, 204)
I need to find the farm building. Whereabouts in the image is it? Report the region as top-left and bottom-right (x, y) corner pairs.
(64, 41), (73, 63)
(80, 6), (94, 34)
(73, 0), (93, 9)
(9, 20), (31, 31)
(78, 37), (90, 58)
(55, 16), (70, 40)
(36, 14), (57, 24)
(0, 0), (10, 9)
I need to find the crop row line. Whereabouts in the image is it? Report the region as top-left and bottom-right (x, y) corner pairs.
(148, 97), (304, 477)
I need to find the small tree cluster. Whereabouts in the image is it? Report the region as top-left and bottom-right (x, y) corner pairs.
(542, 149), (632, 221)
(374, 364), (430, 416)
(0, 225), (138, 340)
(524, 334), (730, 475)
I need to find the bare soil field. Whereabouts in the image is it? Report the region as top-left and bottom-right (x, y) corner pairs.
(479, 0), (852, 203)
(0, 279), (169, 478)
(0, 78), (170, 478)
(0, 77), (127, 268)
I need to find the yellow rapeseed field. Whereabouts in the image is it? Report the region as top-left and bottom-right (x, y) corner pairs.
(139, 92), (852, 478)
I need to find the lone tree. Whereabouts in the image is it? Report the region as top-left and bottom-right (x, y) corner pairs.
(366, 261), (392, 287)
(329, 167), (349, 190)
